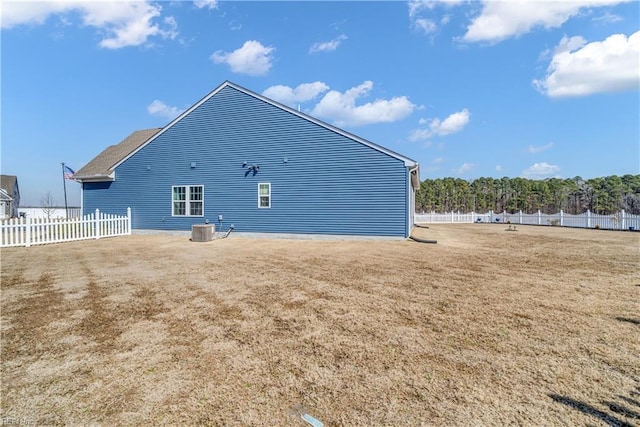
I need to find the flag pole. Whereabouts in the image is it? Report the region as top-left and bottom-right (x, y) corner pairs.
(62, 162), (69, 219)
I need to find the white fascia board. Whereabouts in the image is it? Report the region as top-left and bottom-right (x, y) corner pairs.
(74, 172), (115, 182)
(0, 189), (13, 201)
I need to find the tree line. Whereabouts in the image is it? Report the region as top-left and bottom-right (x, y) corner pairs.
(416, 175), (640, 215)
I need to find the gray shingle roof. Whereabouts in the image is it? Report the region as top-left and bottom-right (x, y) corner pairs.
(0, 175), (18, 198)
(74, 128), (162, 180)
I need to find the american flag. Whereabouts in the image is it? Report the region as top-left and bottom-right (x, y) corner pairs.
(64, 165), (75, 179)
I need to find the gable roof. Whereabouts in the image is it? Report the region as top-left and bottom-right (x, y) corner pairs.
(0, 175), (18, 198)
(77, 81), (419, 183)
(74, 128), (162, 181)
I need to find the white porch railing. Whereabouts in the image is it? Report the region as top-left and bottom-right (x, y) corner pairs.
(0, 208), (131, 248)
(414, 210), (640, 231)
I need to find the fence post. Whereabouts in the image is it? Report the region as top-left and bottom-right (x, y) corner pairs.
(620, 210), (625, 230)
(560, 210), (564, 226)
(25, 216), (31, 247)
(127, 207), (132, 235)
(518, 210), (523, 224)
(451, 211), (454, 223)
(489, 210), (493, 223)
(537, 210), (541, 225)
(586, 210), (591, 228)
(95, 209), (101, 239)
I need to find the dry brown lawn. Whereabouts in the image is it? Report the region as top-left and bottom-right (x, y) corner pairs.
(1, 224), (639, 426)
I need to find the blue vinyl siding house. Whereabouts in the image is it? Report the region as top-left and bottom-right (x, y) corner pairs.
(75, 81), (420, 238)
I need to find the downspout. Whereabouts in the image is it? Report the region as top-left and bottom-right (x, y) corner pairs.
(408, 164), (420, 235)
(222, 224), (234, 238)
(407, 163), (436, 243)
(80, 180), (84, 216)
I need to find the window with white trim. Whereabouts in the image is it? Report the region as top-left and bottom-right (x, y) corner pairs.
(172, 185), (204, 216)
(258, 183), (271, 208)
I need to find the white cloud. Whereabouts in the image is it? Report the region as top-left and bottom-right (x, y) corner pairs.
(263, 82), (330, 106)
(408, 0), (433, 19)
(413, 18), (438, 34)
(433, 108), (471, 135)
(211, 40), (275, 76)
(409, 108), (470, 141)
(409, 128), (431, 141)
(527, 142), (554, 153)
(194, 0), (218, 10)
(521, 162), (560, 179)
(408, 0), (464, 18)
(593, 11), (623, 23)
(533, 31), (640, 97)
(408, 0), (463, 36)
(462, 1), (628, 44)
(556, 35), (589, 54)
(432, 156), (445, 164)
(310, 81), (415, 127)
(1, 2), (68, 28)
(147, 100), (184, 120)
(452, 162), (476, 175)
(495, 165), (504, 172)
(309, 35), (347, 53)
(1, 1), (178, 49)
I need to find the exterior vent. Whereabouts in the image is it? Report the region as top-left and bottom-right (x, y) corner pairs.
(191, 224), (215, 242)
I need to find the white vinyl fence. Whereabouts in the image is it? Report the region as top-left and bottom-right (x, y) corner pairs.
(416, 211), (492, 224)
(415, 210), (640, 231)
(18, 206), (82, 219)
(1, 208), (131, 248)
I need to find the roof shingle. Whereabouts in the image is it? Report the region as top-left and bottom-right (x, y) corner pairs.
(0, 175), (18, 198)
(74, 128), (162, 180)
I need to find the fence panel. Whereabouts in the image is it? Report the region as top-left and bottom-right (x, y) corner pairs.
(0, 208), (131, 248)
(415, 209), (640, 231)
(414, 212), (491, 224)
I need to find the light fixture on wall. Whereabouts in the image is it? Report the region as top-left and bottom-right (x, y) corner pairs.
(242, 162), (259, 171)
(243, 162), (260, 176)
(190, 162), (197, 168)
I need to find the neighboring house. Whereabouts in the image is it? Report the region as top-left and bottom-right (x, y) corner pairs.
(0, 175), (20, 219)
(74, 81), (420, 237)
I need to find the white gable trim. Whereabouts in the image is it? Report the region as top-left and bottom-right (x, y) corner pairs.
(112, 80), (418, 170)
(111, 83), (231, 171)
(0, 188), (13, 202)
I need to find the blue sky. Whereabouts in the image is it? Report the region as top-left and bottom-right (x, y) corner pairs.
(1, 0), (638, 206)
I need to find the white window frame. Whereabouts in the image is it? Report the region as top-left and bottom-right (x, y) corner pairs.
(172, 185), (204, 217)
(258, 183), (271, 209)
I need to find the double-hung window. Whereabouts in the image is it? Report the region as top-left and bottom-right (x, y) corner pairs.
(258, 183), (271, 208)
(172, 185), (204, 216)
